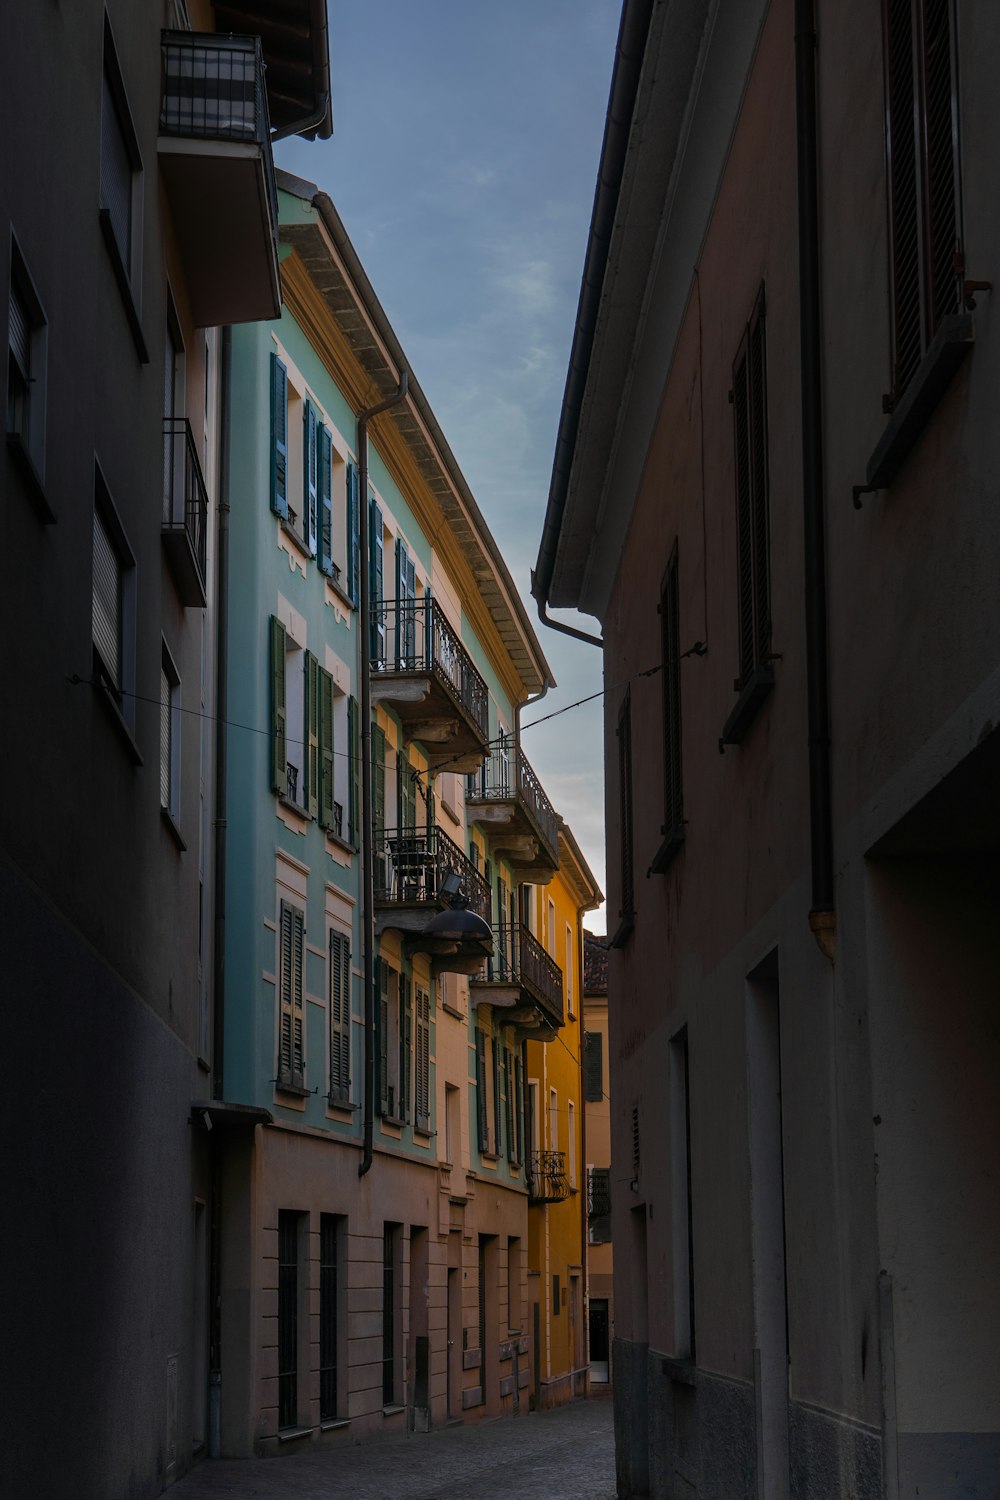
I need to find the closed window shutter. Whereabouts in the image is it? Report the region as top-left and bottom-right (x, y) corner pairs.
(415, 988), (430, 1131)
(475, 1028), (488, 1152)
(319, 426), (333, 575)
(923, 0), (960, 330)
(369, 497), (384, 661)
(160, 663), (171, 809)
(9, 279), (29, 376)
(347, 696), (359, 846)
(372, 725), (386, 832)
(101, 67), (133, 270)
(584, 1032), (603, 1102)
(279, 902), (305, 1088)
(304, 399), (318, 555)
(377, 959), (389, 1114)
(269, 353), (288, 518)
(617, 692), (634, 920)
(400, 974), (412, 1123)
(514, 1052), (524, 1163)
(662, 547), (683, 837)
(398, 752), (416, 834)
(92, 508), (122, 690)
(346, 462), (360, 606)
(491, 1034), (501, 1155)
(504, 1048), (516, 1163)
(329, 930), (351, 1102)
(318, 666), (335, 829)
(270, 616), (287, 797)
(305, 650), (319, 819)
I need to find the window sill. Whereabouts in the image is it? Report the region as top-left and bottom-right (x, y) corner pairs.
(413, 1123), (433, 1141)
(866, 312), (974, 490)
(479, 1148), (500, 1163)
(275, 1080), (310, 1099)
(441, 1001), (465, 1020)
(324, 572), (355, 611)
(382, 1404), (406, 1417)
(93, 676), (143, 766)
(6, 431), (54, 523)
(278, 794), (309, 822)
(161, 805), (187, 851)
(277, 1424), (314, 1443)
(280, 517), (315, 558)
(326, 1094), (357, 1112)
(608, 912), (634, 950)
(98, 209), (148, 364)
(719, 660), (774, 748)
(659, 1353), (696, 1387)
(324, 828), (355, 855)
(381, 1112), (407, 1129)
(320, 1418), (350, 1432)
(649, 826), (684, 876)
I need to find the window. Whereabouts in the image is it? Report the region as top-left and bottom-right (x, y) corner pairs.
(269, 616), (336, 820)
(6, 237), (48, 492)
(565, 923), (574, 1016)
(474, 1026), (491, 1153)
(587, 1166), (612, 1244)
(734, 287), (770, 695)
(319, 1214), (341, 1423)
(382, 1223), (400, 1405)
(328, 929), (351, 1104)
(504, 1046), (522, 1167)
(414, 986), (431, 1132)
(160, 640), (181, 828)
(549, 1088), (559, 1155)
(377, 960), (410, 1122)
(613, 690), (634, 942)
(277, 901), (305, 1090)
(92, 468), (137, 739)
(584, 1032), (604, 1102)
(671, 1028), (696, 1360)
(445, 1083), (460, 1164)
(269, 351), (345, 581)
(568, 1099), (577, 1187)
(100, 17), (144, 345)
(884, 0), (962, 404)
(277, 1211), (301, 1430)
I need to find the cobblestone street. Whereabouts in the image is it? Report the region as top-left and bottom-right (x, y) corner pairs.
(170, 1396), (615, 1500)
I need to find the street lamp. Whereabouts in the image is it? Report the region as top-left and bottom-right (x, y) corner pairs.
(424, 871), (492, 943)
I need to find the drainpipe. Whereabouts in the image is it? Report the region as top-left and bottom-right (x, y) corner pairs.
(795, 0), (836, 960)
(358, 373), (410, 1178)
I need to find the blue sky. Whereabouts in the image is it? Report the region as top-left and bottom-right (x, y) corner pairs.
(277, 0), (621, 924)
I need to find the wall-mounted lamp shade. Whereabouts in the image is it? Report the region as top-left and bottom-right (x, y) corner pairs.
(423, 906), (492, 943)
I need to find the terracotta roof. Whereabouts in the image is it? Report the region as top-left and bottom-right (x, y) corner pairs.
(583, 930), (608, 995)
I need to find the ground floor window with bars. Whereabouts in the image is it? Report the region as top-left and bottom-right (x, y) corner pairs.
(319, 1214), (341, 1423)
(277, 1211), (300, 1430)
(382, 1223), (400, 1405)
(278, 901), (305, 1090)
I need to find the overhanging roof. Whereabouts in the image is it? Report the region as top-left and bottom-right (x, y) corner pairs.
(212, 0), (332, 139)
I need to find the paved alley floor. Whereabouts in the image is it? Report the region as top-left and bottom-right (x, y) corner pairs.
(170, 1396), (616, 1500)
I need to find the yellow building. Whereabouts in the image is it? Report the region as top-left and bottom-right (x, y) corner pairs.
(524, 826), (602, 1409)
(582, 931), (612, 1384)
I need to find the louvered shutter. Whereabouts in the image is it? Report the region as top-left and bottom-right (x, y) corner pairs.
(400, 975), (412, 1123)
(329, 930), (351, 1102)
(278, 903), (305, 1088)
(504, 1048), (516, 1163)
(318, 667), (335, 829)
(347, 696), (359, 846)
(160, 663), (171, 809)
(304, 400), (319, 555)
(9, 278), (29, 376)
(395, 540), (417, 667)
(415, 988), (430, 1131)
(92, 508), (122, 691)
(291, 907), (305, 1086)
(398, 752), (416, 834)
(491, 1034), (502, 1156)
(319, 426), (333, 575)
(346, 462), (359, 606)
(369, 497), (384, 661)
(922, 0), (961, 331)
(584, 1032), (603, 1102)
(100, 67), (133, 271)
(514, 1051), (524, 1164)
(475, 1028), (488, 1152)
(270, 617), (287, 797)
(377, 959), (389, 1114)
(305, 650), (319, 819)
(372, 725), (386, 831)
(269, 354), (288, 518)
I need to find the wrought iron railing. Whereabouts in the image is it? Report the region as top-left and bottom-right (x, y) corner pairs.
(371, 597), (489, 741)
(466, 734), (559, 862)
(374, 824), (491, 923)
(478, 923), (563, 1026)
(159, 30), (278, 256)
(527, 1149), (570, 1204)
(162, 417), (208, 590)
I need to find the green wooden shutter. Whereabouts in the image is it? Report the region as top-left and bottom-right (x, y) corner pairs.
(318, 666), (335, 830)
(278, 902), (305, 1088)
(415, 988), (430, 1131)
(369, 496), (384, 662)
(269, 353), (288, 518)
(400, 974), (412, 1123)
(504, 1048), (516, 1163)
(346, 461), (360, 606)
(305, 650), (319, 819)
(491, 1032), (501, 1156)
(329, 929), (350, 1103)
(270, 616), (287, 797)
(319, 424), (333, 575)
(395, 537), (417, 666)
(514, 1050), (524, 1164)
(398, 750), (416, 834)
(372, 724), (386, 831)
(304, 399), (319, 553)
(347, 696), (359, 846)
(474, 1027), (488, 1152)
(377, 958), (389, 1114)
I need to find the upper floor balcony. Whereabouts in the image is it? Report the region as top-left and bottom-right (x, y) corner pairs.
(157, 31), (280, 327)
(371, 598), (490, 772)
(374, 824), (492, 975)
(162, 418), (208, 606)
(469, 922), (564, 1036)
(466, 735), (560, 880)
(526, 1149), (571, 1206)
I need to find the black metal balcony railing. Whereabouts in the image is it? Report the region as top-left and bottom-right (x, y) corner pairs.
(480, 923), (563, 1024)
(159, 30), (278, 256)
(374, 824), (491, 924)
(162, 418), (208, 600)
(467, 734), (559, 861)
(371, 598), (489, 742)
(527, 1149), (570, 1204)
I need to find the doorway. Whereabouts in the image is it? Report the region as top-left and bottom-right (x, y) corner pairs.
(589, 1297), (609, 1383)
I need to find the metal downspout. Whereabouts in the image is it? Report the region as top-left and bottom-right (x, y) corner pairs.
(358, 374), (410, 1178)
(795, 0), (836, 959)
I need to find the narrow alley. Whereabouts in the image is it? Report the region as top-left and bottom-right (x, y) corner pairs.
(170, 1397), (615, 1500)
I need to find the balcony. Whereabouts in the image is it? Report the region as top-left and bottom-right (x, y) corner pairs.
(466, 735), (560, 880)
(162, 418), (208, 606)
(469, 923), (564, 1035)
(374, 825), (492, 974)
(157, 31), (280, 327)
(371, 599), (490, 772)
(526, 1149), (570, 1205)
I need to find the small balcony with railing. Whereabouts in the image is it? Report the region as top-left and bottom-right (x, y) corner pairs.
(466, 735), (560, 880)
(370, 599), (490, 773)
(469, 922), (564, 1035)
(526, 1149), (571, 1205)
(162, 418), (208, 607)
(157, 31), (280, 326)
(374, 824), (493, 974)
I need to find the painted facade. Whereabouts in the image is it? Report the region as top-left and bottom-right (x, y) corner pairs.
(216, 174), (602, 1455)
(534, 1), (1000, 1496)
(523, 830), (602, 1411)
(1, 5), (327, 1496)
(582, 932), (612, 1386)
